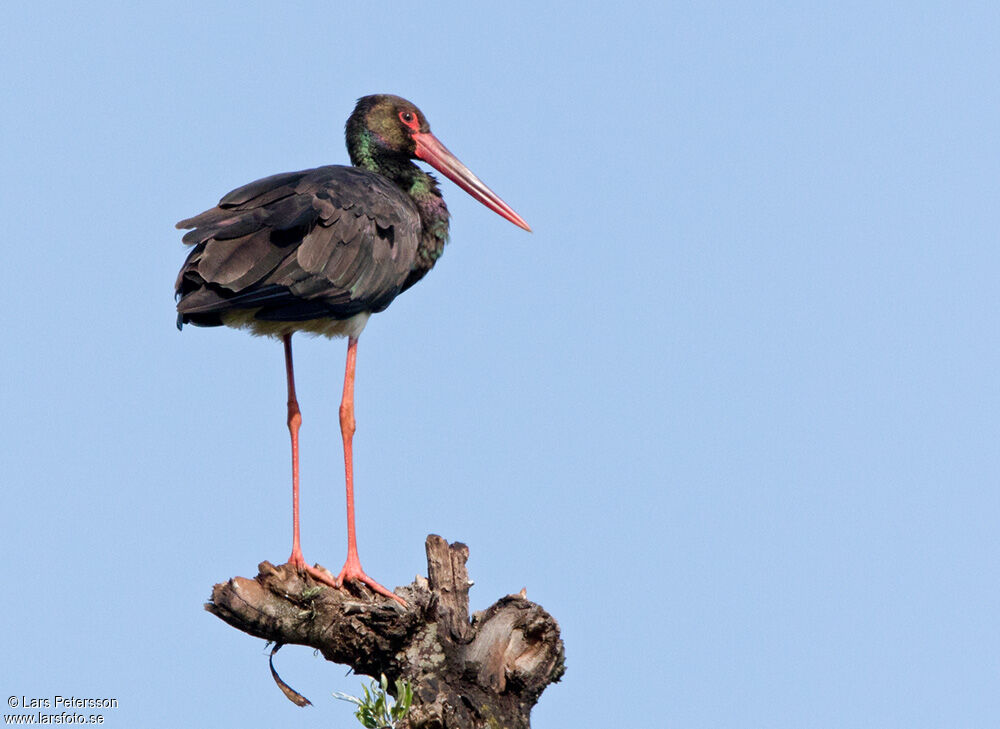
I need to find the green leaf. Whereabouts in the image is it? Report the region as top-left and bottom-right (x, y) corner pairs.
(332, 691), (365, 708)
(334, 675), (413, 729)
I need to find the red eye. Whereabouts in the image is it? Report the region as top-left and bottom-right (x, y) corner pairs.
(398, 110), (419, 130)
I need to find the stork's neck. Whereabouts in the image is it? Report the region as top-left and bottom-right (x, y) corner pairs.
(348, 139), (450, 274)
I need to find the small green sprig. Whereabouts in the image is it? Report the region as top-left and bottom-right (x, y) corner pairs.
(333, 673), (414, 729)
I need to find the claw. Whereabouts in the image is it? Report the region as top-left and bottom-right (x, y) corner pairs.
(336, 557), (407, 607)
(284, 555), (404, 605)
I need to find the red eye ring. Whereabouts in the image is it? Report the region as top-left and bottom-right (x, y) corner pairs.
(398, 110), (419, 130)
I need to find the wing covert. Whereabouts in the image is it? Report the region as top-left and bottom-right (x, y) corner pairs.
(176, 166), (421, 327)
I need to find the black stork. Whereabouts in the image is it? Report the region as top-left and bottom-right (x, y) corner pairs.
(175, 95), (530, 605)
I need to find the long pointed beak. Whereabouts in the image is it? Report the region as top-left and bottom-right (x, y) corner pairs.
(412, 131), (532, 232)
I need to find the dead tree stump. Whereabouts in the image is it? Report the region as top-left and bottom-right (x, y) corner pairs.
(206, 535), (565, 729)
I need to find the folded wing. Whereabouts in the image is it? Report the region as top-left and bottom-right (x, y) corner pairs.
(175, 165), (421, 327)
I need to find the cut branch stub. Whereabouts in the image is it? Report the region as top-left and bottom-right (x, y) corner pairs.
(425, 534), (473, 643)
(206, 535), (564, 729)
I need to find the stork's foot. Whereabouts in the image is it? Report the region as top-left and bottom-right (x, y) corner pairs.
(336, 555), (407, 607)
(285, 550), (340, 589)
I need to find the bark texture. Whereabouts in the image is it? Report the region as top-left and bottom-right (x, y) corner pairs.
(206, 535), (565, 729)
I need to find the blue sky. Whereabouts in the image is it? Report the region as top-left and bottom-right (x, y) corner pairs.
(2, 1), (998, 727)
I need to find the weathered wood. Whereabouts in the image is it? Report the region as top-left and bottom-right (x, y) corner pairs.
(425, 534), (473, 643)
(206, 535), (565, 729)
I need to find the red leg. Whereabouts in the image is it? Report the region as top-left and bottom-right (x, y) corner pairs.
(335, 337), (406, 606)
(282, 334), (338, 588)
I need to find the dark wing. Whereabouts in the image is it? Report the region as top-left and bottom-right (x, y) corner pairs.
(175, 165), (421, 327)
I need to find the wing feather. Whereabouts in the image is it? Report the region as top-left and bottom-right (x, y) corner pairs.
(175, 166), (421, 329)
